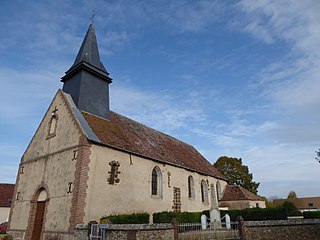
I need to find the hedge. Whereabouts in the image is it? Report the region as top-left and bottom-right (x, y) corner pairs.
(202, 208), (287, 221)
(222, 208), (287, 221)
(203, 201), (301, 221)
(303, 211), (320, 219)
(282, 201), (302, 216)
(153, 211), (202, 223)
(101, 212), (149, 224)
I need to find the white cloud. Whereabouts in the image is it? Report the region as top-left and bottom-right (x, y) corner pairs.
(157, 0), (225, 33)
(233, 0), (320, 146)
(110, 83), (207, 134)
(0, 67), (62, 125)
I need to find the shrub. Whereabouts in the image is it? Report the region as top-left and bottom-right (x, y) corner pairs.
(282, 201), (302, 216)
(303, 211), (320, 219)
(100, 212), (149, 224)
(219, 207), (287, 221)
(202, 210), (210, 218)
(2, 235), (13, 240)
(153, 211), (202, 223)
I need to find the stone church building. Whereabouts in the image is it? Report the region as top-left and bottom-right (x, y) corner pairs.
(8, 24), (229, 240)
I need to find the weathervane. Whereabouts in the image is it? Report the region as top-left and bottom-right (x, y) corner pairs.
(91, 9), (96, 24)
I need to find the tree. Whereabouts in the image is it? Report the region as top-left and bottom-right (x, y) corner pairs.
(261, 196), (273, 208)
(287, 191), (297, 199)
(282, 201), (301, 216)
(214, 156), (260, 194)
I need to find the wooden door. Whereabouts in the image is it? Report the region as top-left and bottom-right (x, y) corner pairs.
(31, 201), (46, 240)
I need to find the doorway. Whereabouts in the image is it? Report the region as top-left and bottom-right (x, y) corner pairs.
(31, 201), (45, 240)
(31, 189), (47, 240)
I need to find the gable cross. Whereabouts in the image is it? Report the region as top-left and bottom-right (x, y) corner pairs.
(52, 106), (58, 118)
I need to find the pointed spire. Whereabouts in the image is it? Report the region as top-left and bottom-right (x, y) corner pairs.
(62, 23), (112, 83)
(61, 23), (112, 119)
(72, 24), (107, 73)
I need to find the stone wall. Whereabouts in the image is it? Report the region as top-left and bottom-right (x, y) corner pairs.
(75, 223), (176, 240)
(84, 144), (228, 223)
(242, 219), (320, 240)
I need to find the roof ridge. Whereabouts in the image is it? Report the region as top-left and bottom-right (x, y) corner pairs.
(83, 111), (227, 180)
(220, 185), (262, 201)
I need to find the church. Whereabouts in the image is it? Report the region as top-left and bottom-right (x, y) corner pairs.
(8, 24), (229, 240)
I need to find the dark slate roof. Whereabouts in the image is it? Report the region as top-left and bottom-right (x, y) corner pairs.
(62, 24), (111, 83)
(0, 184), (14, 207)
(83, 111), (227, 180)
(73, 24), (107, 73)
(220, 185), (263, 201)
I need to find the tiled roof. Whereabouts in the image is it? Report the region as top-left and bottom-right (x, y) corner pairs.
(83, 111), (227, 180)
(0, 184), (15, 207)
(220, 185), (263, 201)
(273, 197), (320, 210)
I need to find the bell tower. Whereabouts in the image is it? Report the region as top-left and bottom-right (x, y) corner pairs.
(61, 24), (112, 119)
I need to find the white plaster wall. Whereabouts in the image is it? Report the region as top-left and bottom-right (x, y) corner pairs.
(10, 90), (81, 232)
(84, 145), (228, 223)
(22, 90), (82, 162)
(220, 200), (266, 210)
(0, 207), (10, 223)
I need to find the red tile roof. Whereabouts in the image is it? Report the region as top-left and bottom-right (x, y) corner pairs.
(220, 185), (263, 201)
(83, 111), (227, 180)
(0, 184), (15, 207)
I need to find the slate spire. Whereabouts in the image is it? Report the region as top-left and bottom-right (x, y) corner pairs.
(71, 24), (107, 74)
(61, 24), (112, 119)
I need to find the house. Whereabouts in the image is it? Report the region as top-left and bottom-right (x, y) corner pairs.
(273, 197), (320, 212)
(8, 23), (228, 240)
(219, 185), (266, 210)
(0, 184), (14, 223)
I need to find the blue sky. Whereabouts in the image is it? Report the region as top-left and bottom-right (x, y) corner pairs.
(1, 0), (320, 199)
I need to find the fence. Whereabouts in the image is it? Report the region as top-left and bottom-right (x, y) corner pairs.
(89, 224), (108, 240)
(87, 223), (175, 240)
(178, 221), (240, 240)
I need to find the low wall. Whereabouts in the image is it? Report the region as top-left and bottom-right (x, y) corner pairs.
(75, 223), (176, 240)
(242, 219), (320, 240)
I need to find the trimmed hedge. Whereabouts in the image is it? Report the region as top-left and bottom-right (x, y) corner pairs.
(153, 211), (202, 223)
(101, 212), (149, 224)
(220, 208), (287, 221)
(303, 211), (320, 219)
(154, 207), (291, 223)
(203, 201), (301, 221)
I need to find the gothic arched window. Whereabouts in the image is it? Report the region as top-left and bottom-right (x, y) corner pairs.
(201, 180), (209, 204)
(188, 176), (195, 199)
(151, 166), (162, 198)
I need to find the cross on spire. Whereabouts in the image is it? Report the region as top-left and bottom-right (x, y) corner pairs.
(91, 9), (96, 24)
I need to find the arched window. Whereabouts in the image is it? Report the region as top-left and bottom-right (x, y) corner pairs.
(151, 166), (162, 197)
(201, 180), (208, 204)
(216, 181), (222, 200)
(188, 176), (195, 199)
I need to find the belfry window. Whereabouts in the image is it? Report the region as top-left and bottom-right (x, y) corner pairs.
(151, 166), (162, 198)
